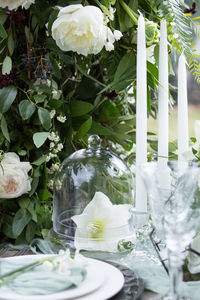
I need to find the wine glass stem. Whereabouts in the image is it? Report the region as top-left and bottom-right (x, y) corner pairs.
(168, 250), (183, 300)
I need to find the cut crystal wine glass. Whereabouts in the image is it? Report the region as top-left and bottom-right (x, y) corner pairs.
(140, 161), (200, 300)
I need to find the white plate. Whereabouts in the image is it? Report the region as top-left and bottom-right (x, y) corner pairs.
(73, 260), (124, 300)
(0, 254), (106, 300)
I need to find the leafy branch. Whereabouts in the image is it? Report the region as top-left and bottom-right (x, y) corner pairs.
(151, 0), (200, 83)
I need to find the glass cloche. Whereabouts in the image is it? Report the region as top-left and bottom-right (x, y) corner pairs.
(52, 135), (135, 257)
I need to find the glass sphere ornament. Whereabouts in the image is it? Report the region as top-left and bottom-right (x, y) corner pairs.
(52, 135), (136, 258)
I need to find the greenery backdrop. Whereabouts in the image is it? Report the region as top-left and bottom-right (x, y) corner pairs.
(0, 0), (199, 245)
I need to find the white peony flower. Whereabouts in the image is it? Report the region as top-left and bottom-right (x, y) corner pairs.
(113, 30), (123, 41)
(187, 233), (200, 274)
(52, 4), (114, 56)
(0, 153), (32, 199)
(71, 191), (134, 252)
(0, 0), (35, 10)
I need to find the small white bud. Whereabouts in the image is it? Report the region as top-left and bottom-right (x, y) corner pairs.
(105, 42), (114, 52)
(114, 30), (123, 41)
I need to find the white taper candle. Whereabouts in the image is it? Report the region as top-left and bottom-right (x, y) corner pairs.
(158, 19), (169, 165)
(178, 54), (189, 161)
(135, 14), (147, 212)
(157, 19), (171, 188)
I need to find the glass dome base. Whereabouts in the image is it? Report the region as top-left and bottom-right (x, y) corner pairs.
(48, 227), (135, 261)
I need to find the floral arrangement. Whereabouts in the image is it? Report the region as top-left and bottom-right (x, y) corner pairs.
(0, 0), (199, 248)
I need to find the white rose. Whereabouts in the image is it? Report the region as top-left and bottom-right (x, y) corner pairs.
(52, 4), (114, 56)
(0, 153), (32, 199)
(0, 0), (35, 10)
(187, 233), (200, 274)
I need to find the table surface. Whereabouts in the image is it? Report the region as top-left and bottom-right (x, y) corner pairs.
(0, 249), (158, 299)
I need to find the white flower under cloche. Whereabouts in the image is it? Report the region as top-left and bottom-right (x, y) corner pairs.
(71, 191), (134, 252)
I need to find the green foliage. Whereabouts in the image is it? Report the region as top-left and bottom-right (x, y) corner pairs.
(0, 0), (198, 245)
(151, 0), (200, 83)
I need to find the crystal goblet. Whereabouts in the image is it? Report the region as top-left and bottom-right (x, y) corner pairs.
(140, 161), (200, 300)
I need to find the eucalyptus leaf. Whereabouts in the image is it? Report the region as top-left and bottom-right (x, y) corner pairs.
(2, 56), (12, 75)
(13, 208), (32, 237)
(33, 132), (49, 148)
(0, 86), (17, 113)
(8, 33), (14, 56)
(26, 221), (36, 243)
(19, 100), (36, 120)
(33, 94), (47, 103)
(38, 108), (51, 130)
(2, 215), (15, 239)
(1, 115), (10, 142)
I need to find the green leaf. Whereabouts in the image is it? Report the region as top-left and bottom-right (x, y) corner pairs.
(38, 188), (52, 201)
(76, 77), (102, 100)
(18, 197), (37, 222)
(147, 61), (159, 84)
(2, 56), (12, 75)
(32, 155), (47, 166)
(0, 15), (8, 26)
(109, 52), (136, 92)
(1, 115), (10, 142)
(90, 121), (113, 136)
(8, 32), (14, 56)
(13, 208), (32, 237)
(38, 108), (51, 130)
(26, 221), (36, 243)
(29, 177), (39, 196)
(0, 24), (7, 39)
(0, 85), (17, 113)
(33, 132), (49, 148)
(19, 100), (36, 120)
(114, 52), (136, 83)
(33, 94), (47, 103)
(74, 117), (92, 140)
(99, 100), (120, 122)
(48, 98), (63, 108)
(2, 215), (15, 239)
(70, 100), (94, 117)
